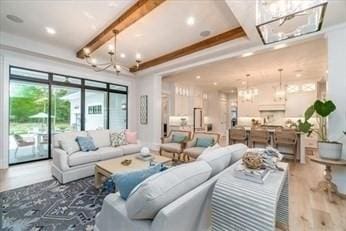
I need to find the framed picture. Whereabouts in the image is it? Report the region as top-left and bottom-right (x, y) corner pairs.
(140, 95), (148, 125)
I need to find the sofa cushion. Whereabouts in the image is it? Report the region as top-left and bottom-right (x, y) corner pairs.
(75, 136), (97, 152)
(98, 147), (124, 161)
(125, 130), (138, 144)
(171, 134), (187, 143)
(87, 130), (111, 148)
(112, 164), (162, 200)
(160, 143), (182, 153)
(184, 147), (205, 159)
(54, 131), (87, 155)
(68, 147), (124, 166)
(126, 161), (212, 219)
(111, 131), (128, 147)
(197, 146), (233, 176)
(122, 144), (142, 155)
(195, 137), (214, 148)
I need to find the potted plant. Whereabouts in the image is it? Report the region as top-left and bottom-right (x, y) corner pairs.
(298, 99), (342, 160)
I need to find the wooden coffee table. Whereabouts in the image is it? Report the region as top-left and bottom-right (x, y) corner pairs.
(95, 153), (171, 188)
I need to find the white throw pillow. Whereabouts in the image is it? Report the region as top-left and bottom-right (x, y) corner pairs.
(126, 161), (212, 219)
(87, 129), (111, 148)
(55, 131), (87, 155)
(197, 146), (232, 176)
(201, 143), (221, 155)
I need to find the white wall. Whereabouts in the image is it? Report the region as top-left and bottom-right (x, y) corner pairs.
(0, 48), (137, 169)
(136, 75), (162, 148)
(326, 25), (346, 193)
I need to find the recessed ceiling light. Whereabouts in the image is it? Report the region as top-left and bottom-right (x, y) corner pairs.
(186, 16), (195, 26)
(296, 73), (302, 78)
(325, 70), (328, 74)
(136, 53), (142, 60)
(241, 81), (246, 85)
(241, 52), (254, 57)
(273, 43), (288, 50)
(134, 33), (143, 38)
(45, 27), (56, 35)
(196, 75), (201, 79)
(108, 1), (118, 7)
(213, 82), (218, 86)
(6, 14), (23, 23)
(200, 30), (211, 37)
(83, 11), (95, 20)
(120, 53), (126, 58)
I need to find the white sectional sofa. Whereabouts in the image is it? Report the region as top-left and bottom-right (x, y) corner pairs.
(94, 143), (248, 231)
(52, 129), (142, 184)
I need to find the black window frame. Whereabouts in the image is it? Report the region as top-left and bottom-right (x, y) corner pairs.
(8, 65), (129, 165)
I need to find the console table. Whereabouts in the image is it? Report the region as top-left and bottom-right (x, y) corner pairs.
(211, 161), (289, 231)
(309, 155), (346, 203)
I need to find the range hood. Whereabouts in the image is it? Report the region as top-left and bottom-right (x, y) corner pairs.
(258, 104), (285, 111)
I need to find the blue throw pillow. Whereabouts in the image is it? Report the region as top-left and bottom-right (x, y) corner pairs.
(171, 134), (187, 143)
(75, 136), (97, 152)
(195, 137), (214, 148)
(112, 164), (162, 200)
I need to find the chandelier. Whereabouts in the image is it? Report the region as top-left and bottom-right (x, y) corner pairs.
(239, 74), (258, 102)
(274, 68), (287, 101)
(256, 0), (328, 44)
(82, 30), (141, 75)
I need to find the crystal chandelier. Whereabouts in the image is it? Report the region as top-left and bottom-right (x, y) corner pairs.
(239, 74), (258, 102)
(274, 68), (287, 101)
(82, 30), (141, 75)
(256, 0), (328, 44)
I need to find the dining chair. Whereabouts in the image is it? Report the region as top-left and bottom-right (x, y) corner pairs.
(229, 126), (248, 145)
(273, 128), (298, 161)
(249, 127), (271, 148)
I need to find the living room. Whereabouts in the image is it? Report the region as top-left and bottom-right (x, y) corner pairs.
(1, 0), (346, 230)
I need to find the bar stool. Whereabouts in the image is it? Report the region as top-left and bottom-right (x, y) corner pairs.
(249, 127), (271, 148)
(274, 128), (298, 161)
(229, 127), (248, 145)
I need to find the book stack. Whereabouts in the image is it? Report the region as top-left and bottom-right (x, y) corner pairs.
(136, 153), (154, 161)
(233, 164), (271, 184)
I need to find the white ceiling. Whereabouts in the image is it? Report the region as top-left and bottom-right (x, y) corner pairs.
(0, 0), (240, 67)
(163, 38), (327, 91)
(0, 0), (345, 75)
(0, 0), (135, 50)
(92, 0), (240, 67)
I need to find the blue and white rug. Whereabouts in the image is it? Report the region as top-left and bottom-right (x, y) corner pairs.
(1, 177), (107, 231)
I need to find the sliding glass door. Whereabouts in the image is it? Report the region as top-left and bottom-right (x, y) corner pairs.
(9, 80), (49, 164)
(8, 66), (128, 165)
(109, 92), (127, 131)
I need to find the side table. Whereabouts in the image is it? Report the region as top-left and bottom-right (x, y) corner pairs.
(308, 155), (346, 203)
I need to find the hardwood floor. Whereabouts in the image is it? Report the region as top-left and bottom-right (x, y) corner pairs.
(0, 158), (345, 230)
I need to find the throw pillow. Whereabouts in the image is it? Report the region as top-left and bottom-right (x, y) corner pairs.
(171, 134), (187, 143)
(75, 136), (97, 152)
(195, 137), (214, 148)
(112, 164), (162, 200)
(125, 130), (137, 144)
(202, 143), (221, 155)
(111, 131), (128, 147)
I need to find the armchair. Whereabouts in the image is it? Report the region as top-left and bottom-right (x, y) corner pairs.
(183, 132), (220, 161)
(159, 130), (192, 161)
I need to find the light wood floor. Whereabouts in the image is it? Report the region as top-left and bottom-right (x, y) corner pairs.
(0, 158), (345, 230)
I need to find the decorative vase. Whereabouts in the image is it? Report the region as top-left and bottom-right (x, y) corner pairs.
(318, 141), (342, 160)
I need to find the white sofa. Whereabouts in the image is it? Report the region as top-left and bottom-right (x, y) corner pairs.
(52, 129), (142, 184)
(94, 143), (248, 231)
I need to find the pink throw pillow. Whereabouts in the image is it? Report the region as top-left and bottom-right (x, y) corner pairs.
(126, 130), (137, 144)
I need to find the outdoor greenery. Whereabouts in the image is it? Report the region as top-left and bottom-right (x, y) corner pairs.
(10, 84), (72, 134)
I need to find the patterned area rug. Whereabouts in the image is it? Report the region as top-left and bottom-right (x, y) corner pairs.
(1, 177), (107, 231)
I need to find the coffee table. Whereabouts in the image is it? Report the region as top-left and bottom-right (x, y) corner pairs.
(95, 153), (171, 188)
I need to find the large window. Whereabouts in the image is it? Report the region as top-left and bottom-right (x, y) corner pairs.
(8, 66), (128, 165)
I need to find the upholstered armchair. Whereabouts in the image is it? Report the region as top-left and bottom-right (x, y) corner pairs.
(159, 130), (192, 161)
(183, 132), (220, 161)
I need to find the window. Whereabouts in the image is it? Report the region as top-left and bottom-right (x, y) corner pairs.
(88, 105), (102, 114)
(8, 66), (128, 165)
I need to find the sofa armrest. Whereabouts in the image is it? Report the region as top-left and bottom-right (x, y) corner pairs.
(186, 139), (196, 148)
(52, 148), (70, 171)
(161, 137), (171, 144)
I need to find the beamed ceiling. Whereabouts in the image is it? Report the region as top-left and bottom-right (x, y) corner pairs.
(76, 0), (247, 73)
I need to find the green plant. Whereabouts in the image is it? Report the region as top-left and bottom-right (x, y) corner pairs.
(298, 99), (336, 141)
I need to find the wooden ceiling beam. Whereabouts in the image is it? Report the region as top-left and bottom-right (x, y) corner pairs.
(76, 0), (166, 59)
(130, 27), (246, 72)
